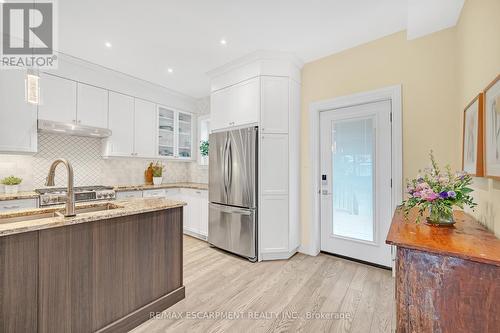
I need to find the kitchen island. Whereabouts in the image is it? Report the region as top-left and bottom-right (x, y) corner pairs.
(0, 197), (185, 333)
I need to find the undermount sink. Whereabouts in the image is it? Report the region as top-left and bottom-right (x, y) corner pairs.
(73, 203), (121, 214)
(0, 203), (122, 225)
(0, 211), (63, 224)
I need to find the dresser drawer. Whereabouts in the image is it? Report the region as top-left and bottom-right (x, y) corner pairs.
(0, 199), (38, 212)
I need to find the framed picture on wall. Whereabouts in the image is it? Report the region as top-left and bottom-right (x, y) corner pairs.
(484, 74), (500, 179)
(462, 93), (484, 176)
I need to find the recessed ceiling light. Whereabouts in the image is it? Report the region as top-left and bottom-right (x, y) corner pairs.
(220, 39), (227, 46)
(105, 41), (112, 48)
(167, 68), (173, 73)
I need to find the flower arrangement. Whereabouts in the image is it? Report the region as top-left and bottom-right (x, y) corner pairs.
(402, 152), (476, 225)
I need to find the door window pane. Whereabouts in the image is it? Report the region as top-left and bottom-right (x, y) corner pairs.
(331, 117), (374, 241)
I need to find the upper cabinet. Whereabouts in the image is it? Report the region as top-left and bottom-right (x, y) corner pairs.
(134, 99), (156, 157)
(39, 74), (109, 129)
(105, 92), (135, 156)
(38, 73), (77, 124)
(178, 112), (193, 159)
(211, 77), (260, 131)
(158, 106), (175, 157)
(77, 83), (108, 128)
(0, 69), (38, 153)
(261, 76), (289, 134)
(158, 106), (194, 160)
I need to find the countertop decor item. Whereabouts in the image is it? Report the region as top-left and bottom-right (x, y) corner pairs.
(1, 176), (22, 194)
(402, 151), (476, 226)
(144, 162), (154, 185)
(152, 161), (165, 185)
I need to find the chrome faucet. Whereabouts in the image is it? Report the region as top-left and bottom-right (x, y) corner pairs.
(45, 158), (76, 217)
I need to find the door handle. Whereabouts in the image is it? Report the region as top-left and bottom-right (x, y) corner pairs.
(321, 190), (332, 195)
(227, 140), (232, 190)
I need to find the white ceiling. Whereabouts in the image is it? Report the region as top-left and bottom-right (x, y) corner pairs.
(407, 0), (465, 40)
(56, 0), (462, 98)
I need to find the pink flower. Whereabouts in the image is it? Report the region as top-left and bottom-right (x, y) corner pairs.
(416, 182), (430, 191)
(420, 189), (439, 201)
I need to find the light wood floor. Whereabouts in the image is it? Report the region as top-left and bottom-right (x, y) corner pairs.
(132, 236), (394, 333)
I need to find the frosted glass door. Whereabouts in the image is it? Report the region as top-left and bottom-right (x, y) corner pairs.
(331, 118), (374, 242)
(158, 106), (175, 157)
(320, 100), (393, 267)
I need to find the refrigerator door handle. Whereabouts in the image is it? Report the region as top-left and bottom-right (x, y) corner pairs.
(227, 139), (233, 191)
(223, 135), (229, 199)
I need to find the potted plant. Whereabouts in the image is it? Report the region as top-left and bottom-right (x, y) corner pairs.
(200, 140), (209, 164)
(152, 161), (165, 185)
(1, 176), (23, 194)
(402, 152), (476, 225)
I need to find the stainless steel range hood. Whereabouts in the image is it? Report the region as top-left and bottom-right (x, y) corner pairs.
(38, 120), (112, 138)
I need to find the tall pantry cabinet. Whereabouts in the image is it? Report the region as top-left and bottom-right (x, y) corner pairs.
(209, 52), (302, 261)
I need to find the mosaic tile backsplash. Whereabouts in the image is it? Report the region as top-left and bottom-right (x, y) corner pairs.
(0, 133), (207, 191)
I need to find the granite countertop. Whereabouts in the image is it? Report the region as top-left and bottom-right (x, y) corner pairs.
(0, 182), (209, 201)
(0, 197), (186, 237)
(0, 191), (39, 201)
(112, 182), (208, 192)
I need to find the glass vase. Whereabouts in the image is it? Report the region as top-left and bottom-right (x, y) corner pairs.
(427, 206), (455, 226)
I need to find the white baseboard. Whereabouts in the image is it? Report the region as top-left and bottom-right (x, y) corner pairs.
(261, 247), (299, 261)
(183, 228), (207, 241)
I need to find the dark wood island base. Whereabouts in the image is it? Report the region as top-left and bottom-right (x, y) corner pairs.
(387, 209), (500, 333)
(0, 207), (184, 333)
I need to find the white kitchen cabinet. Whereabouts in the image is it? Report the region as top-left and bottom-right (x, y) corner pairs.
(143, 189), (166, 198)
(260, 196), (289, 255)
(0, 198), (37, 212)
(157, 106), (194, 160)
(208, 53), (302, 261)
(116, 191), (143, 200)
(260, 134), (289, 195)
(211, 77), (260, 131)
(0, 69), (38, 153)
(261, 76), (289, 134)
(199, 190), (209, 237)
(177, 112), (193, 159)
(38, 73), (77, 124)
(104, 92), (135, 157)
(77, 83), (108, 128)
(134, 99), (157, 157)
(178, 188), (208, 240)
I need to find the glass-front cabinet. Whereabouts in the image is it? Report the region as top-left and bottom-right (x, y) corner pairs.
(158, 106), (193, 160)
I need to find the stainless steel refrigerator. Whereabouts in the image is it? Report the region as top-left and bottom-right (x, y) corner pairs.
(208, 126), (258, 262)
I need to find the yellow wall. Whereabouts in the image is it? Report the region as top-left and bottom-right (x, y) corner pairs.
(457, 0), (500, 235)
(300, 0), (500, 249)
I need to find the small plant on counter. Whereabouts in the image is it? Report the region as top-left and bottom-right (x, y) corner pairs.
(152, 161), (164, 177)
(402, 151), (476, 225)
(1, 175), (22, 186)
(152, 161), (165, 185)
(200, 140), (209, 157)
(1, 175), (22, 194)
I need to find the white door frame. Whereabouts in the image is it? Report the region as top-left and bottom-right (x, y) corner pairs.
(302, 85), (403, 257)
